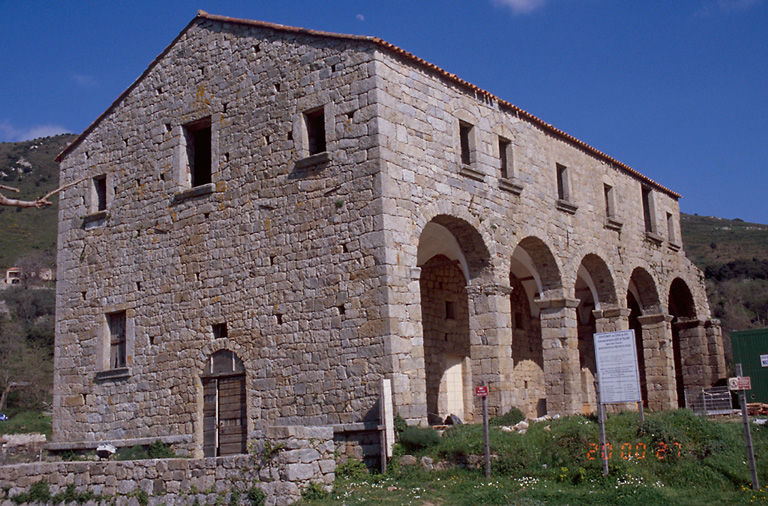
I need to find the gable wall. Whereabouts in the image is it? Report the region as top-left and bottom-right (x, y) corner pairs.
(54, 20), (389, 452)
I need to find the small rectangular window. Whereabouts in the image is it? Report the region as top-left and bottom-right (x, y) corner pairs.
(92, 175), (107, 212)
(183, 117), (212, 187)
(304, 108), (326, 155)
(459, 121), (473, 166)
(642, 187), (655, 233)
(107, 311), (126, 369)
(667, 212), (676, 242)
(212, 323), (228, 339)
(603, 184), (615, 217)
(556, 163), (570, 201)
(445, 300), (456, 320)
(499, 137), (512, 178)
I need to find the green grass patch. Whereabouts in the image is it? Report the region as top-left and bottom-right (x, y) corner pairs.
(0, 410), (51, 438)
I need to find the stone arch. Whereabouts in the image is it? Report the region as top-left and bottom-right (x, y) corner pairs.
(509, 236), (562, 418)
(417, 215), (491, 424)
(199, 348), (247, 457)
(626, 267), (661, 408)
(575, 253), (617, 412)
(668, 277), (698, 407)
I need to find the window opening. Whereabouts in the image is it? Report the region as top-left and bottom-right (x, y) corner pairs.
(603, 184), (615, 217)
(213, 323), (228, 339)
(667, 212), (675, 242)
(642, 187), (655, 233)
(107, 311), (126, 369)
(499, 137), (512, 178)
(184, 117), (212, 187)
(556, 163), (570, 201)
(93, 175), (107, 212)
(459, 121), (473, 166)
(445, 300), (456, 320)
(304, 108), (326, 155)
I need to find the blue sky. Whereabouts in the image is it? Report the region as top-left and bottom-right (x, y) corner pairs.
(1, 0), (766, 223)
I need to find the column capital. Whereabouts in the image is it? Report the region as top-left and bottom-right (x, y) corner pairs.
(704, 318), (721, 328)
(466, 282), (512, 296)
(535, 296), (579, 310)
(637, 313), (674, 325)
(592, 307), (631, 320)
(672, 317), (705, 330)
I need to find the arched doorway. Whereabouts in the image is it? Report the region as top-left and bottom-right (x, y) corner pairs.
(627, 267), (661, 408)
(509, 237), (562, 418)
(202, 350), (246, 457)
(575, 254), (617, 413)
(417, 216), (490, 425)
(668, 278), (697, 407)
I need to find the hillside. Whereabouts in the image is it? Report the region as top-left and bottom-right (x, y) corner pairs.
(681, 213), (768, 269)
(0, 134), (76, 269)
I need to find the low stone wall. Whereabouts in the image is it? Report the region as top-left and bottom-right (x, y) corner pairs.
(0, 426), (334, 505)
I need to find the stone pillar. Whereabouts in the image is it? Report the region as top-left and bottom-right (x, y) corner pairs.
(593, 307), (631, 333)
(674, 318), (709, 392)
(384, 265), (427, 424)
(466, 281), (514, 420)
(704, 319), (727, 384)
(637, 313), (676, 410)
(536, 297), (580, 415)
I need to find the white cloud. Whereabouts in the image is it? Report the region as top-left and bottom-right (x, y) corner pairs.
(696, 0), (762, 16)
(0, 121), (70, 142)
(356, 13), (365, 21)
(72, 73), (98, 87)
(491, 0), (547, 14)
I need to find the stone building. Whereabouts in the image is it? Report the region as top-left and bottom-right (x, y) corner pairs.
(53, 11), (725, 458)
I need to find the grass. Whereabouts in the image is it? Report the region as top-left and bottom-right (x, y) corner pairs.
(0, 410), (51, 438)
(299, 410), (768, 505)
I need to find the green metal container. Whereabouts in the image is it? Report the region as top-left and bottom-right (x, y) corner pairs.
(731, 328), (768, 403)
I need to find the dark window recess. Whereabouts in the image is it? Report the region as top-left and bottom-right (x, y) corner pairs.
(108, 311), (126, 369)
(459, 121), (472, 165)
(603, 184), (614, 217)
(93, 175), (107, 211)
(642, 187), (654, 232)
(667, 212), (675, 242)
(184, 118), (212, 187)
(556, 164), (568, 201)
(337, 305), (345, 316)
(213, 323), (228, 339)
(499, 137), (512, 178)
(304, 108), (326, 155)
(445, 300), (456, 320)
(276, 313), (283, 325)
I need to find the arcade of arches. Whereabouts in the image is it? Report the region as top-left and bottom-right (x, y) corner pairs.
(410, 217), (726, 423)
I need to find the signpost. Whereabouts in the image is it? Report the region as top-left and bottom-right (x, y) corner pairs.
(734, 364), (759, 491)
(475, 383), (490, 478)
(593, 330), (643, 476)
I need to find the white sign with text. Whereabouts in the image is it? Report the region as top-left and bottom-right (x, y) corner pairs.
(594, 330), (642, 404)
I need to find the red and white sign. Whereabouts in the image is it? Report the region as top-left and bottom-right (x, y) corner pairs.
(475, 385), (488, 397)
(728, 376), (752, 391)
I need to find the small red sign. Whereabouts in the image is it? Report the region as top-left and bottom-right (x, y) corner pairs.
(728, 376), (752, 391)
(475, 385), (488, 397)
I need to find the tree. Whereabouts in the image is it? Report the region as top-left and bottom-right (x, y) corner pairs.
(0, 177), (86, 208)
(0, 316), (50, 411)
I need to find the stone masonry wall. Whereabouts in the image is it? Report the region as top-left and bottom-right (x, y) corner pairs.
(0, 426), (333, 506)
(54, 18), (389, 450)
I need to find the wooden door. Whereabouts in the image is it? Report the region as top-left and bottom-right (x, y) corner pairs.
(202, 375), (246, 456)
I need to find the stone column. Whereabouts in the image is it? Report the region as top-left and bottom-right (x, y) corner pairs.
(593, 307), (631, 333)
(674, 318), (709, 392)
(704, 319), (727, 384)
(466, 281), (513, 420)
(536, 297), (580, 415)
(384, 265), (427, 424)
(637, 313), (676, 410)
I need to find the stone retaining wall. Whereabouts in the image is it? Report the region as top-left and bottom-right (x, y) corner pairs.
(0, 426), (334, 505)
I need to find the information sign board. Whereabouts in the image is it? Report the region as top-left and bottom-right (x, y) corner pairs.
(761, 354), (768, 368)
(728, 376), (752, 391)
(475, 385), (488, 397)
(594, 330), (642, 404)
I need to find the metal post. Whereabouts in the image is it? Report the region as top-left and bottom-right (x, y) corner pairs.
(482, 380), (491, 478)
(736, 363), (759, 491)
(594, 374), (609, 476)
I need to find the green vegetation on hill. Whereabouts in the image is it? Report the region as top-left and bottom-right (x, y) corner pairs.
(681, 214), (768, 349)
(0, 134), (76, 269)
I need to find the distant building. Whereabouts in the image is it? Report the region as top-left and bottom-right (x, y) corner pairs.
(52, 12), (725, 459)
(4, 268), (21, 286)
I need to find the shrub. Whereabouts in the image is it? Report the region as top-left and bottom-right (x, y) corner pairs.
(393, 414), (408, 436)
(301, 482), (329, 500)
(147, 440), (177, 458)
(489, 407), (525, 426)
(336, 457), (369, 481)
(399, 426), (440, 451)
(246, 486), (266, 506)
